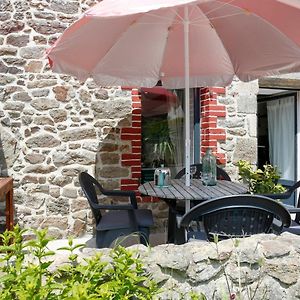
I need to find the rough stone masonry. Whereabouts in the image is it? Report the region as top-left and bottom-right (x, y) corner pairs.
(0, 0), (138, 237)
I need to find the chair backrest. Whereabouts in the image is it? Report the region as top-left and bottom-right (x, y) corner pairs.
(79, 172), (105, 224)
(261, 179), (300, 224)
(175, 163), (231, 181)
(180, 195), (291, 241)
(289, 180), (300, 223)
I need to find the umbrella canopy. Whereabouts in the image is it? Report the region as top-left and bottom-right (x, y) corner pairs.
(47, 0), (300, 186)
(48, 0), (300, 87)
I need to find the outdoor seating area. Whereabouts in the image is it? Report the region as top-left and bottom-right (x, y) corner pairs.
(2, 166), (300, 249)
(76, 168), (300, 248)
(2, 0), (300, 298)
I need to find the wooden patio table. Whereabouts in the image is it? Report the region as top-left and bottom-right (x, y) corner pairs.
(139, 179), (248, 243)
(0, 177), (14, 232)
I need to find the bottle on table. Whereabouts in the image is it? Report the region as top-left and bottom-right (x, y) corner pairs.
(154, 164), (171, 187)
(202, 148), (217, 186)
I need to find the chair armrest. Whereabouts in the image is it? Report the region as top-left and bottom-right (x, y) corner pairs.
(287, 208), (300, 214)
(258, 192), (291, 200)
(102, 189), (138, 209)
(91, 203), (135, 211)
(271, 218), (285, 233)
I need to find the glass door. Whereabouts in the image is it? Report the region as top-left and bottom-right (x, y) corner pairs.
(257, 91), (297, 206)
(140, 87), (198, 182)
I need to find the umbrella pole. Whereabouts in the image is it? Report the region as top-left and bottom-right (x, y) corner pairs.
(184, 6), (191, 191)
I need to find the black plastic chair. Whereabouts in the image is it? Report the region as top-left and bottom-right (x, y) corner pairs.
(174, 163), (231, 181)
(259, 180), (300, 202)
(180, 194), (291, 242)
(169, 163), (231, 244)
(79, 172), (154, 248)
(259, 180), (300, 235)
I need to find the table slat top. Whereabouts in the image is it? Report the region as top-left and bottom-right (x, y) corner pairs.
(138, 179), (248, 201)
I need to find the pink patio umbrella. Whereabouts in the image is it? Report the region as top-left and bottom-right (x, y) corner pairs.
(47, 0), (300, 187)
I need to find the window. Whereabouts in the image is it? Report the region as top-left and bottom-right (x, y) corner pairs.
(140, 87), (184, 183)
(140, 87), (199, 183)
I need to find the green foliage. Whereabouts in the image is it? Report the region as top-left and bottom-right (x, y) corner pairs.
(237, 160), (286, 194)
(142, 117), (176, 167)
(0, 226), (158, 300)
(189, 292), (207, 300)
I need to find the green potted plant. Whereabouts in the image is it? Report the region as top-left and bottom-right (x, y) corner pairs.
(237, 160), (286, 194)
(142, 117), (175, 168)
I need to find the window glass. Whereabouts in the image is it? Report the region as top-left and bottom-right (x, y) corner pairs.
(257, 92), (297, 206)
(141, 87), (184, 182)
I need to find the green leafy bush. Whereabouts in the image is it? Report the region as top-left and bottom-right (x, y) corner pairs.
(0, 226), (158, 300)
(142, 117), (176, 167)
(237, 160), (286, 194)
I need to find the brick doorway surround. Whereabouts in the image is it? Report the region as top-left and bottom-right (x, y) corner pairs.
(120, 87), (227, 202)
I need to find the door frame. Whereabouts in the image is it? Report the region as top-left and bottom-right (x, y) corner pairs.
(258, 86), (299, 206)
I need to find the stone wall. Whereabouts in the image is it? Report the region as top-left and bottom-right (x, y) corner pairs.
(53, 233), (300, 300)
(219, 79), (259, 180)
(0, 0), (142, 238)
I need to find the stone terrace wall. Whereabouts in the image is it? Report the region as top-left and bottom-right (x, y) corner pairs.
(0, 0), (145, 238)
(144, 232), (300, 299)
(54, 233), (300, 300)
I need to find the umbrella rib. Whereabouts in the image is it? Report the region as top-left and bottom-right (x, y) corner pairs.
(170, 7), (184, 22)
(217, 0), (300, 51)
(191, 0), (237, 22)
(171, 2), (245, 26)
(188, 0), (244, 25)
(190, 12), (246, 26)
(193, 4), (235, 73)
(146, 7), (183, 23)
(189, 4), (199, 19)
(205, 0), (238, 17)
(206, 12), (246, 21)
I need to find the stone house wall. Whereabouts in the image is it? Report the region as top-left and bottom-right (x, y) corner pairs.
(0, 0), (258, 238)
(0, 0), (141, 238)
(219, 79), (259, 179)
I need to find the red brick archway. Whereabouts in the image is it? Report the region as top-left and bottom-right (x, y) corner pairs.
(120, 87), (227, 201)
